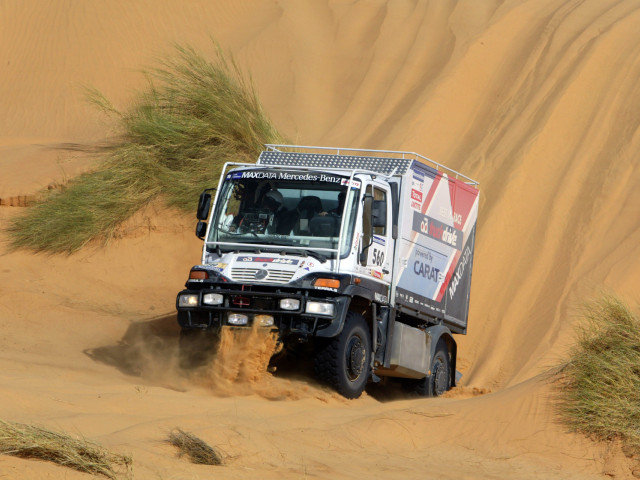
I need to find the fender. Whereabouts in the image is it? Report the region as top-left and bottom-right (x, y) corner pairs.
(342, 277), (390, 303)
(314, 296), (350, 338)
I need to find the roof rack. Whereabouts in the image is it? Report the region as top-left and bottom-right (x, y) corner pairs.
(261, 144), (479, 187)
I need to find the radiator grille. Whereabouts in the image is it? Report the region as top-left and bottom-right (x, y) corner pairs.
(230, 268), (295, 284)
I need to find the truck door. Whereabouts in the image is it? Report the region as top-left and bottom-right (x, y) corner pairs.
(360, 182), (393, 285)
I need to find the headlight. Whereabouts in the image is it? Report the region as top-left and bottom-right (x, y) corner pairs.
(305, 301), (335, 316)
(202, 293), (223, 305)
(280, 298), (300, 310)
(227, 313), (249, 326)
(255, 314), (275, 327)
(178, 294), (199, 307)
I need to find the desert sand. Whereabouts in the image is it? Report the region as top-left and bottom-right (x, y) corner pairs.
(1, 0), (640, 478)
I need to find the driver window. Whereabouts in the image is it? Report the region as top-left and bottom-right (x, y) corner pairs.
(373, 187), (386, 236)
(360, 186), (373, 266)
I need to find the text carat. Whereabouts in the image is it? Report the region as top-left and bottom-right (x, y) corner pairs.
(414, 261), (444, 283)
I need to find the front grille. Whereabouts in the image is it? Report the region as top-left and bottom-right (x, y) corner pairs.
(230, 268), (295, 284)
(229, 295), (276, 310)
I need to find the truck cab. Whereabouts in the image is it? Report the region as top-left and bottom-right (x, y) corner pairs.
(176, 145), (479, 399)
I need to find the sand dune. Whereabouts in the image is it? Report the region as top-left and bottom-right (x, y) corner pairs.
(1, 0), (640, 478)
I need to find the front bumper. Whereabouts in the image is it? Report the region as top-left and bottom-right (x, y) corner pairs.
(176, 286), (350, 338)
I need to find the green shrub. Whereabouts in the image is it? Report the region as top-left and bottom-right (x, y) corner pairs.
(7, 44), (285, 253)
(555, 295), (640, 453)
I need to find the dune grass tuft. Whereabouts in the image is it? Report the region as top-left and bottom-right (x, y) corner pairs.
(7, 43), (285, 253)
(0, 419), (132, 479)
(554, 295), (640, 454)
(167, 428), (223, 465)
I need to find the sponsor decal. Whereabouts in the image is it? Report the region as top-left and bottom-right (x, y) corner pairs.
(410, 175), (425, 210)
(372, 235), (386, 246)
(396, 288), (444, 313)
(412, 211), (463, 250)
(396, 243), (449, 301)
(354, 265), (374, 276)
(414, 261), (444, 283)
(415, 249), (433, 263)
(448, 245), (472, 300)
(439, 206), (463, 227)
(340, 178), (361, 188)
(411, 242), (447, 287)
(315, 286), (338, 292)
(238, 256), (299, 265)
(237, 170), (344, 183)
(211, 263), (227, 273)
(374, 292), (389, 303)
(372, 270), (383, 279)
(352, 232), (361, 254)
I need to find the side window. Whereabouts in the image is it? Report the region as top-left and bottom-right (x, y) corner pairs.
(226, 182), (244, 217)
(373, 187), (386, 236)
(360, 186), (373, 266)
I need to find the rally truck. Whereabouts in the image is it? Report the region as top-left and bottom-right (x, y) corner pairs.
(176, 145), (479, 399)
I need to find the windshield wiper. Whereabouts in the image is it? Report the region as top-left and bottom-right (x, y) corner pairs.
(298, 249), (327, 263)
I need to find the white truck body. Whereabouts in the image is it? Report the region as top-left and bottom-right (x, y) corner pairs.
(176, 145), (479, 398)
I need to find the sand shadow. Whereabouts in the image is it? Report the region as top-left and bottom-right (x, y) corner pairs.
(84, 314), (182, 380)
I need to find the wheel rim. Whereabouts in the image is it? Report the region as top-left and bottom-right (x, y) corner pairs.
(346, 335), (365, 381)
(433, 358), (449, 396)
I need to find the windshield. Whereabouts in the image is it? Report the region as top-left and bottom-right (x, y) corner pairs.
(208, 169), (360, 259)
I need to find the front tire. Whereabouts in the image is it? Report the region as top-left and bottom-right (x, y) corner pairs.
(314, 312), (371, 399)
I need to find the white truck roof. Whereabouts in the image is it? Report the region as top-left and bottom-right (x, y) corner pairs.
(258, 144), (479, 186)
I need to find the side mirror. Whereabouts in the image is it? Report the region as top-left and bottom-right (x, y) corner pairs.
(195, 221), (207, 239)
(197, 192), (212, 220)
(372, 200), (387, 228)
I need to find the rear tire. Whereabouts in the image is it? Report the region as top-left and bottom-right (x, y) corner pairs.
(409, 339), (451, 397)
(314, 312), (371, 399)
(178, 328), (220, 369)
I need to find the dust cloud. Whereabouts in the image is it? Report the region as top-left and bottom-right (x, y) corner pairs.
(193, 324), (278, 392)
(190, 325), (338, 401)
(89, 316), (339, 401)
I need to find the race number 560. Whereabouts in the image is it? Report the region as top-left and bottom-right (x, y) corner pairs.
(371, 248), (385, 266)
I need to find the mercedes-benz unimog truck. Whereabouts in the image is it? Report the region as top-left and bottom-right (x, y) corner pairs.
(176, 145), (479, 398)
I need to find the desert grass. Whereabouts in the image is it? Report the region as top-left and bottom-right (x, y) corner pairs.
(7, 43), (285, 253)
(0, 419), (132, 479)
(554, 295), (640, 454)
(167, 428), (223, 465)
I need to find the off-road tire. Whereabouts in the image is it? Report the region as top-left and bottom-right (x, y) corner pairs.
(178, 328), (220, 369)
(409, 339), (451, 397)
(314, 312), (371, 399)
